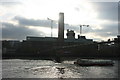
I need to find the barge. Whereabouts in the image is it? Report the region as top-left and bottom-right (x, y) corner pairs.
(74, 59), (114, 66)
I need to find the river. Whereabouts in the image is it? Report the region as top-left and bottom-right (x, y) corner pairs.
(2, 58), (119, 78)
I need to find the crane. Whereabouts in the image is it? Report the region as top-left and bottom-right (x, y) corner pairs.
(47, 18), (53, 37)
(79, 25), (89, 36)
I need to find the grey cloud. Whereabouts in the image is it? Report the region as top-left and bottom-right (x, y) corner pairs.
(64, 24), (95, 34)
(66, 22), (118, 38)
(0, 1), (22, 7)
(73, 2), (118, 38)
(14, 16), (58, 28)
(2, 22), (45, 40)
(64, 24), (77, 31)
(94, 23), (118, 37)
(2, 15), (118, 40)
(14, 16), (82, 31)
(14, 16), (88, 32)
(92, 2), (118, 21)
(1, 2), (21, 5)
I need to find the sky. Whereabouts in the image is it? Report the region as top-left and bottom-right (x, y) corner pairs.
(0, 0), (120, 41)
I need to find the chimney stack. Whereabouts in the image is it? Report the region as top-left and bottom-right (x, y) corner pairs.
(58, 13), (64, 43)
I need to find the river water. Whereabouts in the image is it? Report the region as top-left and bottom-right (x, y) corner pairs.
(2, 59), (119, 78)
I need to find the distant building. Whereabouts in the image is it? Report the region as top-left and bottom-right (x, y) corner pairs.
(26, 36), (57, 42)
(26, 12), (93, 43)
(66, 29), (75, 40)
(26, 30), (93, 44)
(26, 12), (93, 44)
(114, 35), (120, 43)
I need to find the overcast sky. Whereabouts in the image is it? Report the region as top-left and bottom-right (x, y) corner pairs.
(0, 0), (120, 41)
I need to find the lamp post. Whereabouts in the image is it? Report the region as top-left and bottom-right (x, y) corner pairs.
(47, 18), (53, 37)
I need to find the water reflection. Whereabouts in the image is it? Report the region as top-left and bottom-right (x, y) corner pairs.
(2, 59), (118, 78)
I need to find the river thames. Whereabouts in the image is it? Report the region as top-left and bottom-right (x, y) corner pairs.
(2, 58), (119, 78)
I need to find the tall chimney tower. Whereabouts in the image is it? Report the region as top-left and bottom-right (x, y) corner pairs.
(58, 12), (64, 43)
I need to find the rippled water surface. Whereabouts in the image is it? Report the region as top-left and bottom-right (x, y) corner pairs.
(2, 59), (119, 78)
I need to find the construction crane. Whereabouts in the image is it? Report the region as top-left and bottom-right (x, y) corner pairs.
(80, 25), (89, 36)
(47, 18), (53, 37)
